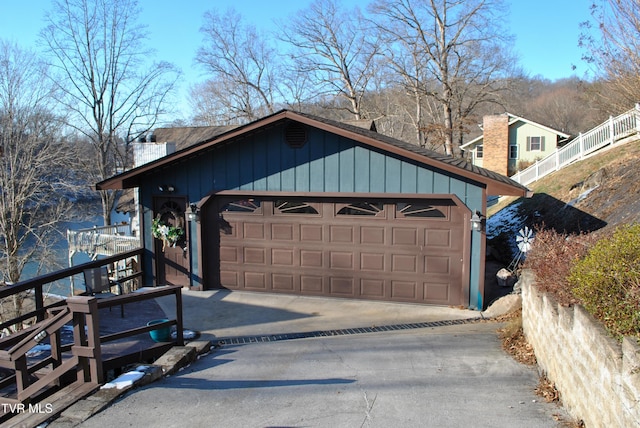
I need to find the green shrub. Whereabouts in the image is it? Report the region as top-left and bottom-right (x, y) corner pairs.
(569, 223), (640, 340)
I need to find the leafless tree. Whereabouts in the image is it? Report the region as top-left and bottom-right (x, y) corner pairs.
(195, 8), (279, 124)
(579, 0), (640, 114)
(0, 40), (78, 325)
(370, 0), (512, 155)
(279, 0), (380, 120)
(41, 0), (180, 225)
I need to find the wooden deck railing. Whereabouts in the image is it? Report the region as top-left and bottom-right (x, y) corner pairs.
(511, 104), (640, 186)
(0, 298), (102, 403)
(0, 249), (143, 333)
(0, 285), (184, 408)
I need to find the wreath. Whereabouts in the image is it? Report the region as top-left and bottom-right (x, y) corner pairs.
(152, 210), (185, 251)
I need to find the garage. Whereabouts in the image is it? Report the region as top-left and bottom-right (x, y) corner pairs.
(206, 195), (467, 305)
(97, 109), (530, 309)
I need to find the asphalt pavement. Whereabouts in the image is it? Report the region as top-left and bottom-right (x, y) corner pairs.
(74, 290), (569, 427)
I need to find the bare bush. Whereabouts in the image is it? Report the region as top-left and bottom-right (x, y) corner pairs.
(522, 228), (596, 306)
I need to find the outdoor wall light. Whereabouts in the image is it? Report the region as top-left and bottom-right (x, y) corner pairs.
(471, 211), (485, 232)
(158, 184), (175, 193)
(187, 203), (200, 222)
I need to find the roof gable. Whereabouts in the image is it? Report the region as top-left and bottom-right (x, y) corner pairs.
(98, 110), (529, 196)
(505, 113), (571, 139)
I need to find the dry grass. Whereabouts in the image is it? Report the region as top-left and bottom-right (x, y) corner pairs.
(530, 140), (640, 202)
(496, 310), (537, 366)
(535, 373), (560, 403)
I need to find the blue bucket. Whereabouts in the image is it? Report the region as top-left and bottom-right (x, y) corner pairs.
(147, 319), (171, 342)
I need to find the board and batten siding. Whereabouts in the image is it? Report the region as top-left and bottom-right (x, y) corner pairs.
(157, 126), (484, 204)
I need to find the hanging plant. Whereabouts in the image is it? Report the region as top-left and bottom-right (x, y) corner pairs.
(152, 214), (184, 251)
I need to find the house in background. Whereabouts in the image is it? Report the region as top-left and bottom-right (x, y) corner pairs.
(99, 110), (530, 310)
(461, 113), (571, 177)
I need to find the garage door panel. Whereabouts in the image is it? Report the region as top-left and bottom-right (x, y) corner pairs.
(330, 277), (355, 295)
(220, 271), (238, 286)
(219, 246), (238, 262)
(223, 221), (238, 237)
(425, 229), (451, 247)
(244, 248), (266, 264)
(392, 228), (417, 245)
(272, 224), (294, 240)
(424, 282), (449, 302)
(360, 279), (385, 297)
(391, 281), (418, 300)
(361, 226), (385, 244)
(272, 248), (294, 265)
(300, 224), (322, 241)
(360, 253), (385, 271)
(215, 198), (466, 305)
(244, 272), (266, 289)
(301, 250), (323, 267)
(424, 256), (451, 274)
(272, 274), (294, 291)
(244, 223), (264, 239)
(392, 254), (417, 273)
(301, 275), (323, 292)
(330, 251), (353, 269)
(330, 225), (354, 243)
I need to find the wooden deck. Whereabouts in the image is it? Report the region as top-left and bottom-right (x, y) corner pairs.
(0, 285), (184, 426)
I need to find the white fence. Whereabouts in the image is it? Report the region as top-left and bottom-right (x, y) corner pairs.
(511, 104), (640, 186)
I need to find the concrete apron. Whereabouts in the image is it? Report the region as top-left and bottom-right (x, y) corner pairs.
(155, 289), (481, 342)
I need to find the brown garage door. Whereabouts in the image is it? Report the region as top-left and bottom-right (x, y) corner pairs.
(210, 197), (467, 305)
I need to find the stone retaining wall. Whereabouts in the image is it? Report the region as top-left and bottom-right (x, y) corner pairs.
(520, 270), (640, 427)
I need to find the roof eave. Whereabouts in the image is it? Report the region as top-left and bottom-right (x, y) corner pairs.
(96, 110), (530, 197)
(97, 111), (295, 190)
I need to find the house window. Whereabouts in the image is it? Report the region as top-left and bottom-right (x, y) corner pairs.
(527, 136), (545, 151)
(509, 145), (518, 159)
(475, 145), (483, 159)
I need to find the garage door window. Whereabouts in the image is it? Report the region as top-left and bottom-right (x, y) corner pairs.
(221, 199), (262, 213)
(396, 203), (446, 218)
(336, 202), (384, 216)
(275, 200), (319, 215)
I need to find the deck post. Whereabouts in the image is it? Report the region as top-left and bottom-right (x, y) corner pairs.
(67, 296), (104, 385)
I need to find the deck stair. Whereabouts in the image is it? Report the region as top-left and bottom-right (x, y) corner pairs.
(2, 380), (98, 427)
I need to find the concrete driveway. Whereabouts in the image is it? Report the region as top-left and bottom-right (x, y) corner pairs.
(76, 290), (568, 427)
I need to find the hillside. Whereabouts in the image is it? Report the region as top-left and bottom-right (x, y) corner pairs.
(488, 139), (640, 242)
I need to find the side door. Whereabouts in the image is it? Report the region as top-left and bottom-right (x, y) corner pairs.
(153, 196), (190, 286)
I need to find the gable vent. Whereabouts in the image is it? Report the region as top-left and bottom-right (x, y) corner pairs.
(284, 123), (308, 148)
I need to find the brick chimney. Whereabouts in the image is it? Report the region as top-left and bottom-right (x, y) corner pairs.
(481, 114), (509, 176)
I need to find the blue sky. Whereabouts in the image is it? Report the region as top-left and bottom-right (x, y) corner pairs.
(0, 0), (593, 117)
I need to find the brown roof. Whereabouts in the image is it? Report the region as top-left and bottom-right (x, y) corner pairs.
(342, 119), (377, 132)
(99, 110), (530, 197)
(153, 125), (238, 150)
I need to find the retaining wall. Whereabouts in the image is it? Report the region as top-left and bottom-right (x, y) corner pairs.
(520, 270), (640, 427)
